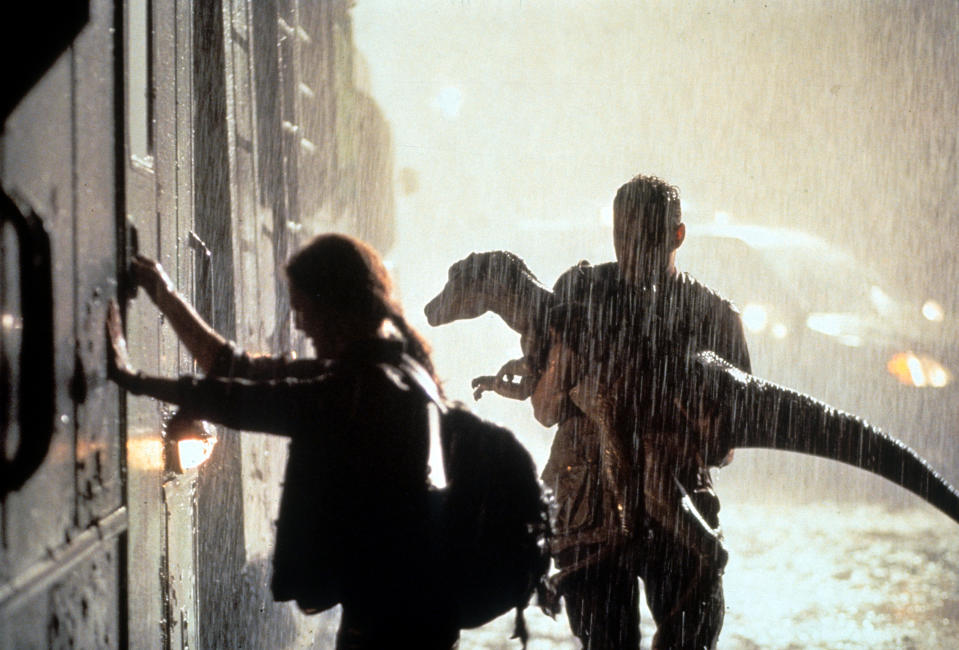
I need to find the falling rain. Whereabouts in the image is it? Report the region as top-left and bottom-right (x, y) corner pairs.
(1, 1), (957, 649)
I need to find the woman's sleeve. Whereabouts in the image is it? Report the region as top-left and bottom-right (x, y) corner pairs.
(125, 370), (347, 436)
(208, 342), (330, 381)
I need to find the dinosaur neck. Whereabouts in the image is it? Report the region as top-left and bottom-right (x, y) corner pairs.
(484, 274), (553, 339)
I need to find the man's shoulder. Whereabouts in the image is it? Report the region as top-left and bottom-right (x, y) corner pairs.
(673, 271), (752, 369)
(552, 260), (618, 295)
(673, 270), (741, 316)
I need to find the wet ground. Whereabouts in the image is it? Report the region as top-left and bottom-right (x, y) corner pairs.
(301, 500), (958, 648)
(457, 501), (959, 650)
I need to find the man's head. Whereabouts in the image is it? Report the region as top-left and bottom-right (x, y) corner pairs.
(612, 174), (685, 284)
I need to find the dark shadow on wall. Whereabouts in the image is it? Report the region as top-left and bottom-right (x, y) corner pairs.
(213, 557), (339, 649)
(0, 3), (89, 125)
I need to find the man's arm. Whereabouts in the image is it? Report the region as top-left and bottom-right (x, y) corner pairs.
(690, 298), (752, 465)
(714, 303), (752, 375)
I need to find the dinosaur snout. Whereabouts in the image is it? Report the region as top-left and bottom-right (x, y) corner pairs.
(424, 292), (450, 326)
(424, 286), (486, 326)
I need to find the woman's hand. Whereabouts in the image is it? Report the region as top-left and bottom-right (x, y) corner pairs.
(125, 254), (226, 372)
(106, 299), (136, 385)
(129, 255), (175, 305)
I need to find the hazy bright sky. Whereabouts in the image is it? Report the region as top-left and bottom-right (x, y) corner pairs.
(353, 0), (958, 295)
(351, 0), (959, 469)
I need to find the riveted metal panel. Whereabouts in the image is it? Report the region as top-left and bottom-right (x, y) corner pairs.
(1, 2), (129, 645)
(1, 53), (77, 583)
(46, 543), (121, 649)
(0, 588), (47, 649)
(74, 0), (122, 531)
(0, 512), (125, 649)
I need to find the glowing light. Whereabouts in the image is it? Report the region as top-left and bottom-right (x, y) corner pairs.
(869, 285), (893, 313)
(805, 314), (865, 347)
(1, 313), (21, 330)
(432, 86), (463, 119)
(837, 334), (863, 348)
(906, 355), (925, 386)
(929, 365), (949, 388)
(806, 313), (842, 337)
(165, 413), (218, 472)
(922, 300), (944, 322)
(714, 211), (732, 224)
(297, 82), (315, 99)
(741, 303), (768, 333)
(178, 436), (218, 471)
(771, 323), (789, 339)
(886, 352), (952, 388)
(127, 436), (165, 472)
(887, 352), (915, 386)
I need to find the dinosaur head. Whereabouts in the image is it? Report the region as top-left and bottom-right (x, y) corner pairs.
(424, 251), (539, 326)
(425, 252), (494, 325)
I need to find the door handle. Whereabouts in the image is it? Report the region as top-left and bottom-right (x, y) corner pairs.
(187, 230), (213, 320)
(119, 216), (140, 305)
(1, 189), (54, 495)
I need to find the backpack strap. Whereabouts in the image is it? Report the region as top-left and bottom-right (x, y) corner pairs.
(398, 354), (447, 413)
(397, 354), (449, 487)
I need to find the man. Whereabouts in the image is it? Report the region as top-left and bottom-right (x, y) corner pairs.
(529, 175), (751, 649)
(431, 174), (959, 647)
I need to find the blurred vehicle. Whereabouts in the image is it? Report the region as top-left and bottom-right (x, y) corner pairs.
(676, 221), (959, 492)
(678, 223), (953, 386)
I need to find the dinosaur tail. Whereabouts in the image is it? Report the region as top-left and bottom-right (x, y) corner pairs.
(698, 352), (959, 525)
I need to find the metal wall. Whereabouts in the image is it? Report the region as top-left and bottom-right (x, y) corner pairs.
(1, 1), (124, 646)
(0, 0), (395, 647)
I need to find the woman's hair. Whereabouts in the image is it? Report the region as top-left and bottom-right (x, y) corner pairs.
(285, 233), (438, 381)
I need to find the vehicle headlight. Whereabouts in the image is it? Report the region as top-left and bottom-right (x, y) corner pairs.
(741, 303), (789, 339)
(886, 352), (952, 388)
(922, 300), (945, 323)
(805, 313), (863, 347)
(742, 303), (768, 333)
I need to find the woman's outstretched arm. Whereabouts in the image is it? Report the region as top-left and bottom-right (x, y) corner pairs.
(130, 255), (227, 372)
(107, 300), (336, 435)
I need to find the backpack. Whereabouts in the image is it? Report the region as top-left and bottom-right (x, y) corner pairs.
(400, 356), (553, 645)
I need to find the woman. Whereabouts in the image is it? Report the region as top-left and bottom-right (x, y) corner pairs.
(108, 233), (458, 649)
